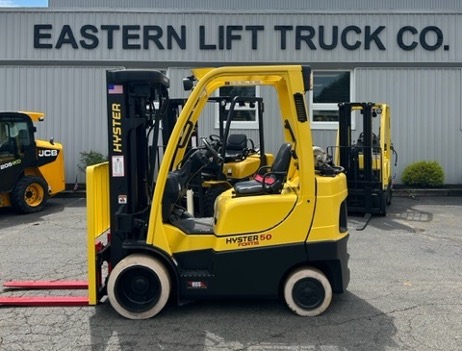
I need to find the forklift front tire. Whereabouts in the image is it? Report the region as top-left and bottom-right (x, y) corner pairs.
(283, 267), (332, 317)
(11, 176), (49, 213)
(107, 254), (171, 320)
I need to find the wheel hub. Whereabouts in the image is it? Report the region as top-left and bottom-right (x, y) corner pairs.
(292, 278), (325, 310)
(24, 185), (43, 206)
(115, 266), (161, 313)
(132, 276), (149, 294)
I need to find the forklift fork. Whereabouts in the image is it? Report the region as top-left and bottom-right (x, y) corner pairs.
(0, 163), (110, 307)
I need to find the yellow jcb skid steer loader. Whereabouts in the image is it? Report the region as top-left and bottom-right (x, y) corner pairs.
(0, 111), (65, 213)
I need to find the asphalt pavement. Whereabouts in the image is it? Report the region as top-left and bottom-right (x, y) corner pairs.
(0, 195), (461, 351)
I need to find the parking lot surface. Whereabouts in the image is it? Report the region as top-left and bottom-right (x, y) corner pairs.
(0, 196), (461, 351)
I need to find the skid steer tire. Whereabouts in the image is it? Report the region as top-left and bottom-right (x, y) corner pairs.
(283, 267), (332, 317)
(108, 253), (171, 320)
(11, 176), (49, 214)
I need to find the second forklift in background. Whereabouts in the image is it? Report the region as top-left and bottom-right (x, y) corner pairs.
(331, 102), (397, 216)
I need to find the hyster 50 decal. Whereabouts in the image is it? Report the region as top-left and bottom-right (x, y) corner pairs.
(225, 233), (272, 247)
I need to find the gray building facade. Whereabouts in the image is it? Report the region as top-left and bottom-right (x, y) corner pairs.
(0, 0), (461, 184)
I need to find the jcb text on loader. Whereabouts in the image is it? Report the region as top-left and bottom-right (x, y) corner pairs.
(0, 111), (65, 213)
(1, 66), (349, 319)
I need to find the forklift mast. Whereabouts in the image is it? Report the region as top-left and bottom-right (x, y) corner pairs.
(336, 102), (394, 215)
(106, 69), (172, 265)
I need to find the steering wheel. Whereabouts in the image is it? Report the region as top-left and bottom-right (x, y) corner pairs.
(201, 137), (224, 163)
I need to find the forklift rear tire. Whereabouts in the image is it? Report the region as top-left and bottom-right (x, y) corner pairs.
(283, 267), (332, 317)
(11, 176), (49, 213)
(108, 253), (171, 320)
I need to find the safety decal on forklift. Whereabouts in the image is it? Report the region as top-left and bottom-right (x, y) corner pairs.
(112, 155), (124, 177)
(187, 281), (208, 289)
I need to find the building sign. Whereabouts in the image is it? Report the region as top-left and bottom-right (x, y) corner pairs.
(33, 24), (449, 51)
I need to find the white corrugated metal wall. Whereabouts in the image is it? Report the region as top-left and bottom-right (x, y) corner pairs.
(1, 10), (461, 65)
(355, 67), (462, 184)
(1, 4), (461, 184)
(49, 0), (462, 11)
(0, 66), (111, 184)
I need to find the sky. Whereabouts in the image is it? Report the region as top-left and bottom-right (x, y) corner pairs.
(0, 0), (48, 6)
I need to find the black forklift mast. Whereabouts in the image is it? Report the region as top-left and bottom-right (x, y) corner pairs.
(337, 102), (382, 215)
(338, 102), (374, 184)
(106, 69), (173, 265)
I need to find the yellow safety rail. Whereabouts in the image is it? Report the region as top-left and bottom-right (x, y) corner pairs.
(86, 162), (110, 305)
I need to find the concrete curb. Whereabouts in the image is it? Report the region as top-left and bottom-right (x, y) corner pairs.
(394, 188), (462, 197)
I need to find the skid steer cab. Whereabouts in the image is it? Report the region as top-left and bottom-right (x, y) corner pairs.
(0, 111), (65, 213)
(1, 66), (349, 319)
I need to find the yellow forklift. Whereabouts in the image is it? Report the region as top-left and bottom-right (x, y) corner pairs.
(1, 66), (349, 319)
(0, 111), (65, 213)
(332, 102), (397, 216)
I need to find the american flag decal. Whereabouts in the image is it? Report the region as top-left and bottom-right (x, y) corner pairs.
(108, 84), (123, 94)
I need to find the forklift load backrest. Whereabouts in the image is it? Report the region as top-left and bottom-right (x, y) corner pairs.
(225, 134), (248, 161)
(233, 143), (292, 196)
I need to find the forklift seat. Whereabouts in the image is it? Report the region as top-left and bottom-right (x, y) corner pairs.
(233, 143), (292, 197)
(225, 134), (248, 161)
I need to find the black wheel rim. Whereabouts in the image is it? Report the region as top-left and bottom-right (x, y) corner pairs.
(292, 277), (325, 310)
(114, 266), (161, 313)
